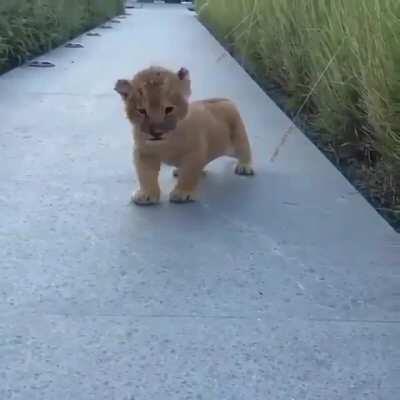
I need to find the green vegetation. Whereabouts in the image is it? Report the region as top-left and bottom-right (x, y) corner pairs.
(0, 0), (124, 73)
(197, 0), (400, 227)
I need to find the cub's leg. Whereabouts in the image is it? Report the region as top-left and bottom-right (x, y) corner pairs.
(132, 150), (161, 205)
(231, 117), (255, 176)
(169, 156), (204, 203)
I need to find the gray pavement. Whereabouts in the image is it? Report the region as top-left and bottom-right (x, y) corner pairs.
(0, 3), (399, 400)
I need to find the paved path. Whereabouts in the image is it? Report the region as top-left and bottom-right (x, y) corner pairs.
(0, 3), (399, 400)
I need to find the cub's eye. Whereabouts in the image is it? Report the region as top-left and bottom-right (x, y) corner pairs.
(165, 106), (174, 115)
(137, 108), (147, 116)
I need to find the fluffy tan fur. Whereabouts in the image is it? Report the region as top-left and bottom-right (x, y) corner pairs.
(115, 66), (254, 205)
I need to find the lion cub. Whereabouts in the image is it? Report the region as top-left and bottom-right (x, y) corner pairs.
(115, 66), (254, 205)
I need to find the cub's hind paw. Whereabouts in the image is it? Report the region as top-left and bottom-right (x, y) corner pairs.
(235, 163), (254, 176)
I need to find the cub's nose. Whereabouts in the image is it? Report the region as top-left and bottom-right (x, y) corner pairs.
(149, 129), (163, 140)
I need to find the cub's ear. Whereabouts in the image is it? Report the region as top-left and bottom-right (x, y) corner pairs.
(177, 67), (190, 81)
(114, 79), (132, 99)
(177, 67), (191, 98)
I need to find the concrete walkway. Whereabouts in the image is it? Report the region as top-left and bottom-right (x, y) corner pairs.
(0, 3), (399, 400)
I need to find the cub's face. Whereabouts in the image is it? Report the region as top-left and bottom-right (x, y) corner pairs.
(115, 66), (191, 142)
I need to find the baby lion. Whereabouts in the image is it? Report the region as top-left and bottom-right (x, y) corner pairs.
(114, 66), (254, 205)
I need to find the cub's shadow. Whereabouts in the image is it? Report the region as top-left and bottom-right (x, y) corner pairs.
(126, 158), (342, 246)
(128, 159), (276, 233)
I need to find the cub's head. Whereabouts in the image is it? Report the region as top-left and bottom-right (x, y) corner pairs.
(114, 66), (191, 142)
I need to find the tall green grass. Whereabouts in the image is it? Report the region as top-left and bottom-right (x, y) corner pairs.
(0, 0), (124, 73)
(198, 0), (400, 223)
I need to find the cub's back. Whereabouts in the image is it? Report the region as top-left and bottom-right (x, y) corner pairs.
(189, 98), (242, 129)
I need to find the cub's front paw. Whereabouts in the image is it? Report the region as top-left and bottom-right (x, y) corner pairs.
(235, 163), (255, 176)
(169, 189), (196, 203)
(131, 190), (160, 206)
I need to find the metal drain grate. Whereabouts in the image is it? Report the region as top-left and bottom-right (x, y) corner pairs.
(28, 61), (55, 68)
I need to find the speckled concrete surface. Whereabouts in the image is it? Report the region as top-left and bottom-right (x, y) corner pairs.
(0, 3), (399, 400)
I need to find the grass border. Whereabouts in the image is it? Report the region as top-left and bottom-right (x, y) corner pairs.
(0, 0), (125, 75)
(197, 13), (399, 233)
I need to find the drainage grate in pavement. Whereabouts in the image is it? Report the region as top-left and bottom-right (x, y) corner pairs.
(28, 61), (55, 68)
(65, 43), (84, 49)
